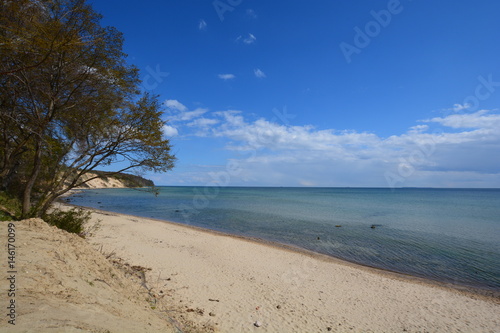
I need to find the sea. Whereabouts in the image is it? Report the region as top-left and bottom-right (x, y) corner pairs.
(68, 187), (500, 293)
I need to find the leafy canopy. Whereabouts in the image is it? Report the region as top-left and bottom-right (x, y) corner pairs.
(0, 0), (175, 218)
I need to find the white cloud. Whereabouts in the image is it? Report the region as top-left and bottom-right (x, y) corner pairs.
(187, 118), (220, 128)
(163, 99), (209, 122)
(236, 33), (256, 44)
(452, 103), (471, 112)
(245, 33), (257, 44)
(162, 125), (178, 137)
(212, 110), (244, 128)
(173, 108), (208, 122)
(161, 105), (500, 187)
(254, 68), (266, 78)
(408, 125), (429, 134)
(164, 99), (187, 112)
(198, 19), (207, 30)
(218, 73), (236, 80)
(424, 109), (500, 129)
(210, 112), (380, 153)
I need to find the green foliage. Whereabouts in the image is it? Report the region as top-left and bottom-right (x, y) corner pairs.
(0, 191), (21, 221)
(43, 208), (92, 235)
(0, 0), (175, 218)
(85, 171), (155, 188)
(114, 173), (155, 188)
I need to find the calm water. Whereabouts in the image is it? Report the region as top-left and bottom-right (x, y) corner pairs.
(69, 187), (500, 292)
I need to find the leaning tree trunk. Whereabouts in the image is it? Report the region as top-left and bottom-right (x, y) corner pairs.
(22, 142), (42, 218)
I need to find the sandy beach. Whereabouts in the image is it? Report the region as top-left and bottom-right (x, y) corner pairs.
(0, 217), (180, 333)
(82, 207), (499, 332)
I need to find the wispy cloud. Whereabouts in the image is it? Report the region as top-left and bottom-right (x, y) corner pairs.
(218, 73), (236, 80)
(452, 103), (471, 112)
(254, 68), (266, 78)
(171, 108), (208, 122)
(198, 19), (207, 30)
(162, 105), (500, 187)
(164, 100), (208, 123)
(164, 99), (187, 112)
(236, 33), (257, 45)
(187, 118), (220, 128)
(423, 109), (500, 129)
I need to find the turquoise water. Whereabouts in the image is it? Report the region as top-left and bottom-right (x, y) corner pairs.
(69, 187), (500, 292)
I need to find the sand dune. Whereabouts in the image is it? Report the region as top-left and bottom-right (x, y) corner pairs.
(0, 218), (179, 333)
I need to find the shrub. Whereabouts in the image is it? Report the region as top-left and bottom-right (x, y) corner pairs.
(43, 208), (92, 235)
(0, 191), (21, 221)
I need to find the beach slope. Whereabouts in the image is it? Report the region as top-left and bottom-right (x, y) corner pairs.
(0, 218), (178, 333)
(86, 209), (500, 332)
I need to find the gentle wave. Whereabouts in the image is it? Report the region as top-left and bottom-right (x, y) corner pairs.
(69, 187), (500, 291)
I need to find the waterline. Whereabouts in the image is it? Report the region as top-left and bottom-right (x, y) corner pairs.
(68, 187), (500, 292)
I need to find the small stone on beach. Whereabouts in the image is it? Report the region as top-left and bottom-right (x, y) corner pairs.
(254, 321), (262, 327)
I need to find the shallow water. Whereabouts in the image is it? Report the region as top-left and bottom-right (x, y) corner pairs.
(69, 187), (500, 291)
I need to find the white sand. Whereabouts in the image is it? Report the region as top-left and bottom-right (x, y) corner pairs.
(0, 218), (178, 333)
(85, 209), (500, 332)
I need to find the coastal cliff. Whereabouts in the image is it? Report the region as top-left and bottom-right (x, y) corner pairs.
(77, 171), (155, 189)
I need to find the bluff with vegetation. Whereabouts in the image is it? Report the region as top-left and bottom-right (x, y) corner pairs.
(0, 171), (155, 222)
(0, 0), (175, 219)
(78, 171), (155, 188)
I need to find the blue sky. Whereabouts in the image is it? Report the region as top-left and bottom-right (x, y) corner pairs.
(90, 0), (500, 187)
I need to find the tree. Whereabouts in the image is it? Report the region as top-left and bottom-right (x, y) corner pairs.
(0, 0), (175, 218)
